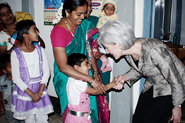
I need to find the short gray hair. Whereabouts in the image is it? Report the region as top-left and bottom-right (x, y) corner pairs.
(97, 20), (137, 50)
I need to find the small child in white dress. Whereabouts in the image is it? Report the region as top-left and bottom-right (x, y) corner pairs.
(65, 53), (117, 123)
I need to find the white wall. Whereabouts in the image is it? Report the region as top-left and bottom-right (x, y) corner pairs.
(34, 0), (57, 97)
(1, 0), (22, 13)
(133, 0), (144, 114)
(110, 0), (144, 122)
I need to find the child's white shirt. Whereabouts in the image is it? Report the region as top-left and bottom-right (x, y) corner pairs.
(11, 47), (50, 91)
(67, 77), (88, 105)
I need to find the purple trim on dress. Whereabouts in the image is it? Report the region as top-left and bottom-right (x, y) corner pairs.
(14, 45), (43, 83)
(14, 48), (30, 83)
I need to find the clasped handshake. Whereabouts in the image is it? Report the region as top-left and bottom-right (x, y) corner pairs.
(92, 74), (128, 94)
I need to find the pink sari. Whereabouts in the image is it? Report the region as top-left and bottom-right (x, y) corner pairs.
(86, 28), (110, 123)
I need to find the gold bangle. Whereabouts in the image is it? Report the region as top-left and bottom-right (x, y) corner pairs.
(89, 77), (95, 85)
(94, 71), (99, 74)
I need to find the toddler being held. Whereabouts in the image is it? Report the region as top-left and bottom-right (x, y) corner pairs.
(96, 0), (118, 29)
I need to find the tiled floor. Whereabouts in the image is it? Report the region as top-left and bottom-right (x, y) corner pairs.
(0, 112), (185, 123)
(48, 113), (63, 123)
(0, 113), (63, 123)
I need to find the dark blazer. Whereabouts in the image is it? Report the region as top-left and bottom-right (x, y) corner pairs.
(124, 38), (185, 106)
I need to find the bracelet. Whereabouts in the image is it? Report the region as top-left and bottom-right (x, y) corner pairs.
(175, 105), (181, 108)
(89, 77), (95, 85)
(93, 71), (99, 74)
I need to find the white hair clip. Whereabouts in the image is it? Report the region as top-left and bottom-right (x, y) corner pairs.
(52, 3), (63, 24)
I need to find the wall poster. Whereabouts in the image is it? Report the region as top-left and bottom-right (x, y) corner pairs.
(44, 0), (102, 25)
(91, 0), (103, 17)
(44, 0), (64, 25)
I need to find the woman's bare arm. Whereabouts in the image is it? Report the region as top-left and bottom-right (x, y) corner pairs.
(86, 77), (117, 95)
(53, 47), (106, 93)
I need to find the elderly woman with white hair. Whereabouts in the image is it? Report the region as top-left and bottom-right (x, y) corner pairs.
(97, 20), (185, 123)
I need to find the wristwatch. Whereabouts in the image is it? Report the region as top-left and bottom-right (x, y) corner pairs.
(175, 105), (181, 108)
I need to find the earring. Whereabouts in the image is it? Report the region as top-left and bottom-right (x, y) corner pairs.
(119, 49), (123, 53)
(67, 15), (70, 19)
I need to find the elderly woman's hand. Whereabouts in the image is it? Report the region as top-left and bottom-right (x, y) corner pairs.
(171, 107), (182, 123)
(117, 74), (128, 84)
(113, 82), (123, 90)
(112, 74), (129, 90)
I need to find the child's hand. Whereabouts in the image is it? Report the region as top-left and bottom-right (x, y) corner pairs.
(38, 92), (43, 97)
(31, 93), (41, 102)
(111, 77), (117, 86)
(111, 77), (124, 90)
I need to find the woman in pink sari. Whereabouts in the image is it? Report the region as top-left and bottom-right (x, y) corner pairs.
(85, 1), (112, 122)
(87, 27), (112, 123)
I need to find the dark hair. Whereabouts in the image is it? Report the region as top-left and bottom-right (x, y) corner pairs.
(62, 0), (88, 17)
(0, 2), (12, 12)
(16, 20), (35, 42)
(67, 53), (87, 67)
(0, 54), (10, 70)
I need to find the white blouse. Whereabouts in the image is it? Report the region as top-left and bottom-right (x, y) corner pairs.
(11, 47), (50, 91)
(0, 31), (12, 50)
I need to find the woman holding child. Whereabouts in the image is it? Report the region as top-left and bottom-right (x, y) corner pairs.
(50, 0), (107, 122)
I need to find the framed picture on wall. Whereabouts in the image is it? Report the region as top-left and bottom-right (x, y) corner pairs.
(44, 0), (64, 25)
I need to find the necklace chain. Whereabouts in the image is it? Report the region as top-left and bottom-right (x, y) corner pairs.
(65, 19), (78, 46)
(64, 18), (92, 65)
